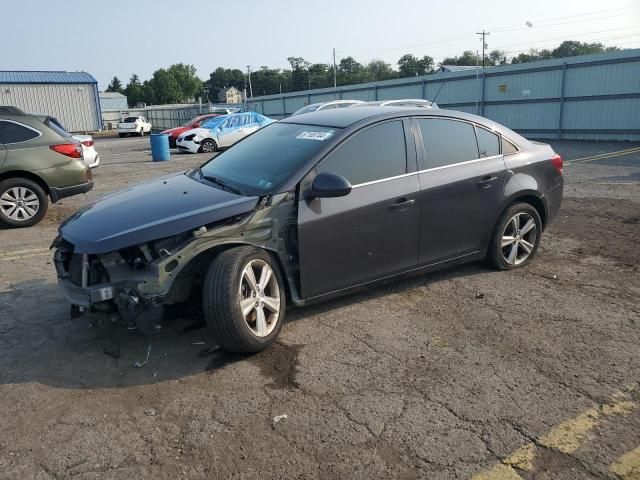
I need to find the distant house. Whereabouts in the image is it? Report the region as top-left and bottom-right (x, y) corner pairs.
(438, 65), (481, 73)
(218, 87), (243, 104)
(99, 91), (128, 111)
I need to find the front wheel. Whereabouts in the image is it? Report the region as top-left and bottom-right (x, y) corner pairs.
(203, 247), (285, 352)
(199, 139), (217, 153)
(486, 202), (542, 270)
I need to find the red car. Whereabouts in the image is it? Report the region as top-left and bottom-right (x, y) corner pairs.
(161, 114), (221, 148)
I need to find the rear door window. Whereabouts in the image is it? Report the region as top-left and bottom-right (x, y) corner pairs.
(475, 126), (500, 158)
(318, 120), (407, 185)
(416, 118), (479, 169)
(0, 120), (41, 144)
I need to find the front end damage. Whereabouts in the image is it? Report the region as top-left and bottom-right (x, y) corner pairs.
(52, 192), (299, 334)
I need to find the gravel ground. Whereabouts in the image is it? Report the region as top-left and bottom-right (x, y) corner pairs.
(0, 137), (639, 480)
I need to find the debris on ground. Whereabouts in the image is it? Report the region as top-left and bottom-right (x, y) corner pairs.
(272, 414), (288, 428)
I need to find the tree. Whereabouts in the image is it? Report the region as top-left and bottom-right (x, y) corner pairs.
(125, 74), (144, 107)
(308, 63), (332, 89)
(167, 63), (202, 102)
(511, 48), (553, 64)
(440, 50), (479, 67)
(398, 54), (434, 77)
(367, 60), (395, 81)
(207, 67), (246, 99)
(287, 56), (311, 90)
(551, 40), (618, 58)
(147, 69), (181, 104)
(106, 76), (124, 93)
(488, 50), (508, 66)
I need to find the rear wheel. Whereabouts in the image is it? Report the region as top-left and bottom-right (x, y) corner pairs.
(0, 178), (48, 228)
(203, 247), (285, 352)
(487, 202), (542, 270)
(199, 139), (217, 153)
(118, 133), (124, 138)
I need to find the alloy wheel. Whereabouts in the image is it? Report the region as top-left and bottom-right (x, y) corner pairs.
(201, 140), (215, 153)
(0, 187), (40, 221)
(238, 259), (280, 337)
(500, 212), (538, 266)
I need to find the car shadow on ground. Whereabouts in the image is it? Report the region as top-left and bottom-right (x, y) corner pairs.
(0, 262), (489, 390)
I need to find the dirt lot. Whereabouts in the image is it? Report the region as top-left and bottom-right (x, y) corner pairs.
(1, 138), (639, 480)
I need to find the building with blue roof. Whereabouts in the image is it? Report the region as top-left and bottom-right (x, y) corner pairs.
(0, 71), (101, 132)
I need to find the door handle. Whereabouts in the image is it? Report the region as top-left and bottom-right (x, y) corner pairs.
(389, 198), (415, 211)
(477, 176), (499, 189)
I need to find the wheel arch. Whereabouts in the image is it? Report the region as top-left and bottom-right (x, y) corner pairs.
(504, 192), (548, 230)
(165, 241), (293, 305)
(0, 170), (50, 195)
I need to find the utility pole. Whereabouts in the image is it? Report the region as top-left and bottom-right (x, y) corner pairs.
(332, 48), (337, 89)
(476, 30), (490, 68)
(246, 65), (253, 98)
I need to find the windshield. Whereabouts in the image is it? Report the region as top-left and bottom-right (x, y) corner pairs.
(198, 123), (338, 196)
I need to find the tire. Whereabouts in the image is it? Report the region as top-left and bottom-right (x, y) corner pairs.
(203, 246), (286, 353)
(199, 139), (217, 153)
(0, 178), (48, 228)
(119, 133), (124, 138)
(486, 202), (542, 270)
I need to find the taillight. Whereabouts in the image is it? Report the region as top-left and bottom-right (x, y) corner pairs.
(551, 154), (563, 175)
(50, 143), (82, 159)
(81, 140), (94, 147)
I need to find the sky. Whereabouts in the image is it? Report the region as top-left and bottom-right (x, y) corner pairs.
(3, 0), (639, 90)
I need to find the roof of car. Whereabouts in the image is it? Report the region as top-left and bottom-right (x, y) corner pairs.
(281, 105), (453, 128)
(280, 105), (532, 145)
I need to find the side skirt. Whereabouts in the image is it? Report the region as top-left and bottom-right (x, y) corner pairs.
(288, 250), (484, 307)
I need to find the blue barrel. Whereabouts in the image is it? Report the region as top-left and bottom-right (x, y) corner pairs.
(150, 134), (170, 162)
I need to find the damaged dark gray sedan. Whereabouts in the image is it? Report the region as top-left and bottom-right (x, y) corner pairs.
(53, 106), (563, 352)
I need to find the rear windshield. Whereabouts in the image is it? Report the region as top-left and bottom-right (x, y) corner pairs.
(45, 118), (72, 138)
(123, 117), (139, 122)
(199, 123), (338, 196)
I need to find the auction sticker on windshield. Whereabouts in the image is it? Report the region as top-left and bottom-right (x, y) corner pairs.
(296, 130), (334, 141)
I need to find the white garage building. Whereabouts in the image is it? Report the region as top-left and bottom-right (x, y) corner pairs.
(0, 71), (102, 132)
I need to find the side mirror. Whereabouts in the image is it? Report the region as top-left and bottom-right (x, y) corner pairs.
(193, 122), (200, 128)
(308, 172), (352, 199)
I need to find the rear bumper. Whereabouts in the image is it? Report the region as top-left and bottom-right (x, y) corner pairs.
(50, 180), (94, 203)
(544, 181), (563, 228)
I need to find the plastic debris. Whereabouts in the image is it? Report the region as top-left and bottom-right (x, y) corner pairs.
(134, 342), (152, 368)
(272, 414), (288, 427)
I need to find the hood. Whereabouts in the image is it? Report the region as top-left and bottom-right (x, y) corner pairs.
(178, 127), (211, 140)
(59, 173), (259, 254)
(161, 126), (188, 136)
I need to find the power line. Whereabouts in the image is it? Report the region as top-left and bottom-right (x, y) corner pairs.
(334, 4), (639, 59)
(490, 25), (640, 51)
(490, 4), (640, 32)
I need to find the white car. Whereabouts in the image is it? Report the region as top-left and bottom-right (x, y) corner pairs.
(37, 115), (99, 168)
(290, 99), (365, 116)
(73, 134), (100, 168)
(176, 112), (273, 154)
(361, 99), (439, 109)
(118, 116), (152, 137)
